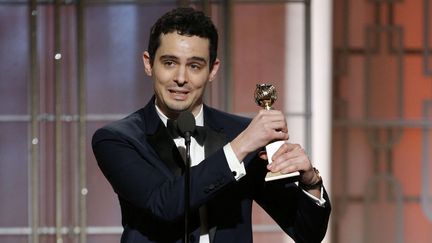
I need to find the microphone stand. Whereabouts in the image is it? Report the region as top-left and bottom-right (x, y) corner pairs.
(176, 111), (195, 243)
(184, 131), (192, 243)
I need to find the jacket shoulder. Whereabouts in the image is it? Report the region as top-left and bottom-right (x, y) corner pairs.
(91, 109), (148, 145)
(204, 106), (251, 137)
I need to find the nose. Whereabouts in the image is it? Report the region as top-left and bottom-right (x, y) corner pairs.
(174, 65), (187, 86)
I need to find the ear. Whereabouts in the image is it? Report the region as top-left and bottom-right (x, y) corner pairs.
(208, 58), (220, 82)
(142, 51), (153, 76)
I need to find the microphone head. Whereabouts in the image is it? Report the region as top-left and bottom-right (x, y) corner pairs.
(177, 111), (196, 136)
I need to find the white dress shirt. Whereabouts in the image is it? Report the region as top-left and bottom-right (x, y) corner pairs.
(155, 105), (246, 243)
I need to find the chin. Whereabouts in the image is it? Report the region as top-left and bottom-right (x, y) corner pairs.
(167, 102), (191, 113)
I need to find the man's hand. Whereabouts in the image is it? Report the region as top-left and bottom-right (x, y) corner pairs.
(265, 142), (321, 197)
(266, 143), (311, 176)
(230, 109), (289, 162)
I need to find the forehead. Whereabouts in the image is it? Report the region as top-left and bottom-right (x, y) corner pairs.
(156, 32), (210, 59)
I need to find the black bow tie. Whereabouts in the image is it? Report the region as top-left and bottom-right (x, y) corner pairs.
(166, 119), (207, 146)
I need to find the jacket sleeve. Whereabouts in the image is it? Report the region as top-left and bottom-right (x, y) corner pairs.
(92, 127), (237, 223)
(253, 171), (331, 243)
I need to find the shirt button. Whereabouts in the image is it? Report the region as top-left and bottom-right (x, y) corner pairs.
(232, 171), (237, 177)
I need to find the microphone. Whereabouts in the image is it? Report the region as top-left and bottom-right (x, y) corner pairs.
(176, 111), (196, 144)
(176, 111), (195, 243)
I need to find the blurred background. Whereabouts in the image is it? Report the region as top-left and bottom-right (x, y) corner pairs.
(0, 0), (431, 242)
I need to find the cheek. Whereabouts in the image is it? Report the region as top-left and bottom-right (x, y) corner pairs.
(153, 66), (172, 82)
(153, 76), (172, 91)
(192, 73), (210, 88)
(153, 79), (168, 96)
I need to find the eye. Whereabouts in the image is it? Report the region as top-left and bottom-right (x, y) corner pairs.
(189, 63), (202, 70)
(163, 60), (176, 67)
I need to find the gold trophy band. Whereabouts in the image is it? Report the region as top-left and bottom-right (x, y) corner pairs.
(254, 84), (300, 182)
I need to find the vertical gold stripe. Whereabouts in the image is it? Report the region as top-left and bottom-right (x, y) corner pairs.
(76, 0), (88, 242)
(54, 1), (63, 242)
(29, 0), (39, 242)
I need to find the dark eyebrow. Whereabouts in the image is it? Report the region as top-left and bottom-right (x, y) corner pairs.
(159, 55), (178, 61)
(159, 55), (207, 65)
(188, 56), (207, 64)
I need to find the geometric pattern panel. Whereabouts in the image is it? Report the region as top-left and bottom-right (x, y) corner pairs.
(333, 0), (432, 242)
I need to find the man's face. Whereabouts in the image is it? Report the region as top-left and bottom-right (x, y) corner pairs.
(143, 32), (220, 118)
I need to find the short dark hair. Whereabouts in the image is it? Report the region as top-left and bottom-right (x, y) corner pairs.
(148, 7), (218, 69)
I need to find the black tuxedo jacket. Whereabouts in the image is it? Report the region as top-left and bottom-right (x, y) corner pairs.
(92, 97), (331, 243)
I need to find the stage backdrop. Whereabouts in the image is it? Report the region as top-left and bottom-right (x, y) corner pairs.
(331, 0), (432, 242)
(0, 1), (320, 243)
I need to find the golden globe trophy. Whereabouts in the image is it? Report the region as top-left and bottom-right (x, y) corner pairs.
(254, 84), (300, 181)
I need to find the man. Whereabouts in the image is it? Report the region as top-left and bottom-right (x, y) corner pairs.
(92, 7), (331, 243)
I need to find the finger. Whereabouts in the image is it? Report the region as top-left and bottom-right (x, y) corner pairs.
(276, 149), (308, 166)
(267, 160), (301, 174)
(284, 143), (302, 151)
(268, 156), (306, 173)
(271, 142), (289, 161)
(262, 120), (287, 133)
(271, 131), (289, 142)
(271, 143), (300, 161)
(256, 110), (287, 125)
(269, 148), (309, 171)
(279, 164), (303, 174)
(258, 151), (268, 160)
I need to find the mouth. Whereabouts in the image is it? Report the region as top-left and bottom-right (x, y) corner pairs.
(168, 88), (190, 100)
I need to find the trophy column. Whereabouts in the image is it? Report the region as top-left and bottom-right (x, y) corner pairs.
(254, 84), (300, 181)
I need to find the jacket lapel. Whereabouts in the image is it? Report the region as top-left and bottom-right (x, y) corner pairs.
(142, 97), (185, 177)
(147, 123), (185, 177)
